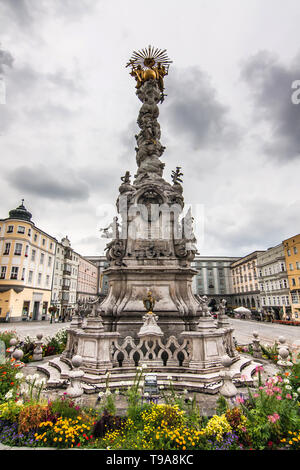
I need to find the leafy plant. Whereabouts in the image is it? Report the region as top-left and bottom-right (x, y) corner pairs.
(49, 395), (81, 419)
(18, 403), (51, 434)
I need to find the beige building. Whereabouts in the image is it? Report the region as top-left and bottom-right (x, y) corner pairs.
(51, 236), (79, 320)
(283, 234), (300, 319)
(0, 201), (56, 321)
(230, 251), (265, 310)
(257, 244), (290, 319)
(77, 256), (98, 302)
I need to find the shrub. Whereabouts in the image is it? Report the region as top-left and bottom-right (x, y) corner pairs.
(93, 409), (126, 438)
(49, 395), (82, 420)
(0, 330), (18, 349)
(18, 403), (51, 434)
(34, 416), (93, 448)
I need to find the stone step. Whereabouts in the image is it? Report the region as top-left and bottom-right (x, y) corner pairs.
(36, 363), (66, 388)
(229, 356), (252, 378)
(48, 357), (72, 378)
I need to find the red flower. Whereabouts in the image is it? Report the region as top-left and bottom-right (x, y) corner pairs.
(77, 443), (80, 447)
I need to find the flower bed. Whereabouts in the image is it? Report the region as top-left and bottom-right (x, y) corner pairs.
(0, 329), (68, 363)
(272, 320), (300, 326)
(0, 357), (300, 450)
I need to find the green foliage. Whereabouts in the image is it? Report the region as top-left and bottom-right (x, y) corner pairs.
(0, 330), (18, 349)
(216, 395), (228, 415)
(49, 395), (82, 419)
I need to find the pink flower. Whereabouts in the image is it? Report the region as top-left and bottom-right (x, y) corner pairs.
(268, 415), (276, 423)
(286, 394), (292, 399)
(273, 387), (282, 393)
(276, 395), (282, 400)
(277, 376), (283, 383)
(235, 396), (245, 404)
(255, 365), (264, 373)
(253, 393), (259, 398)
(259, 386), (264, 390)
(265, 389), (274, 396)
(273, 413), (280, 421)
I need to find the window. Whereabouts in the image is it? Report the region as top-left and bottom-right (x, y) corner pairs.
(17, 226), (25, 234)
(294, 247), (298, 254)
(0, 266), (6, 279)
(14, 243), (22, 255)
(38, 273), (42, 285)
(281, 263), (285, 272)
(3, 243), (11, 255)
(42, 239), (45, 246)
(25, 245), (29, 257)
(292, 278), (296, 286)
(48, 256), (52, 267)
(10, 267), (19, 280)
(40, 253), (44, 264)
(283, 279), (288, 288)
(50, 243), (53, 250)
(289, 263), (294, 271)
(46, 275), (50, 286)
(287, 249), (291, 256)
(28, 228), (31, 236)
(31, 249), (36, 261)
(21, 268), (25, 281)
(34, 234), (37, 242)
(296, 262), (300, 270)
(28, 271), (33, 283)
(7, 225), (13, 233)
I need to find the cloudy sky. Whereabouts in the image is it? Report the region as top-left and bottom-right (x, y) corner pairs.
(0, 0), (299, 257)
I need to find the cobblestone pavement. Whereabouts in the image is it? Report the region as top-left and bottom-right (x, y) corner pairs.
(0, 320), (71, 341)
(1, 318), (299, 348)
(228, 318), (300, 347)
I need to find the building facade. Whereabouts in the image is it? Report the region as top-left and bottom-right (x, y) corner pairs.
(85, 255), (109, 296)
(230, 251), (264, 310)
(77, 255), (98, 302)
(0, 201), (56, 321)
(191, 256), (240, 309)
(51, 236), (79, 320)
(256, 244), (290, 319)
(283, 234), (300, 319)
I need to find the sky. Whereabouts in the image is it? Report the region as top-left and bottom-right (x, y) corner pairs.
(0, 0), (299, 257)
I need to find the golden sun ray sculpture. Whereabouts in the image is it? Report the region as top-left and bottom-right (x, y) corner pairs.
(126, 45), (172, 92)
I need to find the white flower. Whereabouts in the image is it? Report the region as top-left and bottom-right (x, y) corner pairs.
(167, 375), (173, 381)
(98, 391), (104, 398)
(159, 385), (164, 390)
(105, 371), (110, 378)
(285, 385), (292, 390)
(141, 364), (148, 369)
(120, 381), (125, 386)
(114, 389), (119, 396)
(144, 392), (149, 397)
(5, 390), (13, 399)
(15, 372), (24, 380)
(183, 389), (188, 395)
(105, 390), (111, 396)
(16, 399), (23, 406)
(137, 366), (142, 372)
(36, 378), (47, 386)
(297, 387), (300, 394)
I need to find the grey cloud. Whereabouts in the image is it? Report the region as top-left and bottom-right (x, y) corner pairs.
(7, 165), (90, 201)
(0, 0), (32, 27)
(204, 198), (300, 256)
(0, 45), (14, 74)
(0, 0), (95, 28)
(162, 67), (241, 151)
(240, 50), (300, 160)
